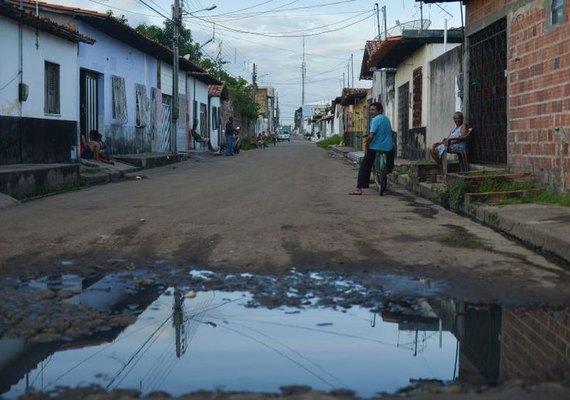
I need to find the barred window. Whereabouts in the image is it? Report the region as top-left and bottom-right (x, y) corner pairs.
(111, 75), (128, 123)
(135, 83), (148, 127)
(212, 106), (220, 130)
(45, 62), (60, 114)
(551, 0), (565, 25)
(200, 103), (208, 138)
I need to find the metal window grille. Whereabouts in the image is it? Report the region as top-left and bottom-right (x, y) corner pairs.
(468, 18), (507, 164)
(200, 103), (208, 138)
(412, 67), (423, 128)
(135, 83), (148, 128)
(45, 62), (60, 114)
(397, 82), (410, 159)
(111, 75), (128, 123)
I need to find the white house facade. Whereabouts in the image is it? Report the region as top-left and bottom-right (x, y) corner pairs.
(0, 3), (93, 165)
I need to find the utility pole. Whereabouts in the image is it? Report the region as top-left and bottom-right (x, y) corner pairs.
(171, 0), (180, 154)
(301, 36), (306, 136)
(375, 3), (381, 40)
(252, 63), (257, 133)
(420, 1), (424, 31)
(217, 41), (223, 79)
(382, 5), (387, 40)
(350, 54), (354, 87)
(301, 36), (306, 106)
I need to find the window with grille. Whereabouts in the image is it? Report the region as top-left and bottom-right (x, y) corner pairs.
(212, 106), (220, 130)
(45, 62), (60, 114)
(135, 83), (148, 127)
(111, 75), (128, 123)
(551, 0), (565, 25)
(412, 67), (423, 128)
(200, 103), (208, 138)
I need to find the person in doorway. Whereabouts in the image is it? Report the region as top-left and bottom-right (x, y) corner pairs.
(349, 102), (394, 195)
(225, 117), (235, 156)
(429, 112), (468, 174)
(80, 133), (93, 159)
(87, 130), (113, 164)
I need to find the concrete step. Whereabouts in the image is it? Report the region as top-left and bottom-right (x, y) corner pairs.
(0, 163), (79, 199)
(113, 153), (182, 169)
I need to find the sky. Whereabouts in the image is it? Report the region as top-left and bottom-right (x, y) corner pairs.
(43, 0), (465, 124)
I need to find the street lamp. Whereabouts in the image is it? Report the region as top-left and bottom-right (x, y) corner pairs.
(182, 4), (217, 16)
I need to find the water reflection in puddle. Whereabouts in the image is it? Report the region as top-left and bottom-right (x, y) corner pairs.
(3, 289), (459, 398)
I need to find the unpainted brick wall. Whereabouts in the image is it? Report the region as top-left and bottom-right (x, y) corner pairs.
(500, 308), (570, 381)
(468, 0), (570, 190)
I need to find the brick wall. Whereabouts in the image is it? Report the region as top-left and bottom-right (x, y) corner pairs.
(500, 308), (570, 381)
(467, 0), (570, 191)
(467, 0), (510, 25)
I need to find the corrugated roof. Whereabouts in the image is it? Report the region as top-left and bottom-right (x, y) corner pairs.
(0, 2), (94, 44)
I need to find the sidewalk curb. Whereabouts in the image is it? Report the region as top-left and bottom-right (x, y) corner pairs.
(472, 204), (570, 263)
(330, 145), (570, 265)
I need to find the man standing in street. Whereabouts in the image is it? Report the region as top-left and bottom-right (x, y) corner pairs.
(225, 117), (235, 156)
(349, 102), (394, 195)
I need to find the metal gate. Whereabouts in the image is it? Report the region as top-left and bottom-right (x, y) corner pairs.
(80, 69), (98, 135)
(412, 67), (422, 128)
(468, 18), (507, 164)
(158, 95), (172, 152)
(398, 82), (410, 159)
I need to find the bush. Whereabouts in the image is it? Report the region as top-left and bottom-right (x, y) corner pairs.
(439, 180), (466, 209)
(240, 138), (258, 151)
(317, 135), (342, 149)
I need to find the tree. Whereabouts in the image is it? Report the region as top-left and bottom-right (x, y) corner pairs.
(136, 20), (201, 61)
(135, 22), (258, 123)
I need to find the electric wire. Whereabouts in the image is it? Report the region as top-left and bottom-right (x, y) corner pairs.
(190, 0), (300, 22)
(224, 318), (348, 387)
(86, 0), (164, 19)
(137, 0), (170, 20)
(41, 312), (171, 390)
(106, 314), (173, 389)
(192, 10), (375, 38)
(216, 321), (338, 389)
(203, 0), (357, 19)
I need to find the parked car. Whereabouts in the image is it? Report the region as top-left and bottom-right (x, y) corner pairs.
(277, 132), (290, 142)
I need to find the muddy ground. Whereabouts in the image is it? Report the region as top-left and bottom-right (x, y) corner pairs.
(1, 140), (569, 399)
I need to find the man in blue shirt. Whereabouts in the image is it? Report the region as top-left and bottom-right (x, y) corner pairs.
(349, 102), (394, 195)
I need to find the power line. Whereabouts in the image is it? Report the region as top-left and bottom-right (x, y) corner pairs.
(193, 11), (375, 38)
(205, 0), (357, 19)
(137, 0), (170, 20)
(86, 0), (165, 19)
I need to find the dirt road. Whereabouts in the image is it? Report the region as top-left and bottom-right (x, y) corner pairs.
(1, 139), (569, 305)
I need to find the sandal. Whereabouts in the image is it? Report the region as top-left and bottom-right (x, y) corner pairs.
(348, 191), (362, 195)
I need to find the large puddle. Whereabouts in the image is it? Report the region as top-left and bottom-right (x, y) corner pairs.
(0, 270), (569, 398)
